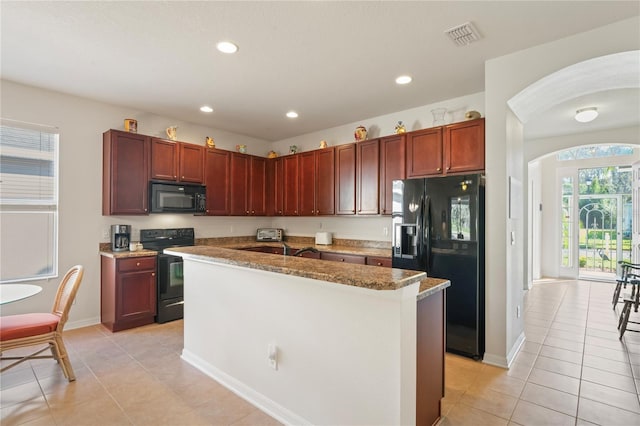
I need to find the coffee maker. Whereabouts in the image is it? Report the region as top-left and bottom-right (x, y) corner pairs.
(111, 225), (131, 252)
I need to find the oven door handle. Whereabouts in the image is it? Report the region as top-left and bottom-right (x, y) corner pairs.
(165, 301), (185, 307)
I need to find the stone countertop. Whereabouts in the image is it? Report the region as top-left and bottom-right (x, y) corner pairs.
(417, 278), (450, 301)
(165, 245), (425, 291)
(205, 241), (392, 258)
(99, 249), (158, 258)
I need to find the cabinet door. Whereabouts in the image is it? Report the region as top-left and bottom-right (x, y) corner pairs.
(315, 147), (335, 215)
(366, 256), (392, 267)
(379, 135), (405, 215)
(229, 153), (249, 215)
(335, 144), (356, 215)
(406, 128), (443, 178)
(103, 130), (150, 215)
(116, 269), (157, 323)
(444, 118), (485, 174)
(150, 138), (178, 181)
(179, 143), (204, 183)
(283, 155), (299, 216)
(204, 148), (230, 215)
(299, 152), (316, 215)
(357, 139), (379, 215)
(249, 156), (267, 215)
(271, 158), (284, 215)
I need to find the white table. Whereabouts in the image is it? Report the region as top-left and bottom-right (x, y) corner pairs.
(0, 284), (43, 304)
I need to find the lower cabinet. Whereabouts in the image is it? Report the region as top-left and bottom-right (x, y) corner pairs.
(101, 255), (157, 332)
(365, 256), (392, 267)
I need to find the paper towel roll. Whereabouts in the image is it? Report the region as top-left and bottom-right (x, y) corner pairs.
(315, 232), (332, 245)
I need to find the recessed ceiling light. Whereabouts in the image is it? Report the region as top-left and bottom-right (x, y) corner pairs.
(575, 107), (598, 123)
(286, 111), (298, 118)
(395, 75), (412, 85)
(200, 106), (213, 113)
(216, 41), (238, 54)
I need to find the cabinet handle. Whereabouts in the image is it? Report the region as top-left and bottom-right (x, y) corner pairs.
(278, 210), (282, 214)
(151, 272), (155, 276)
(436, 167), (441, 172)
(340, 258), (345, 262)
(294, 210), (297, 214)
(251, 210), (255, 214)
(246, 211), (250, 214)
(446, 166), (450, 170)
(377, 262), (382, 266)
(182, 176), (185, 179)
(136, 262), (140, 266)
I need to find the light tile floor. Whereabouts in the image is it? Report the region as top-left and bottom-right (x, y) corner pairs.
(1, 279), (639, 425)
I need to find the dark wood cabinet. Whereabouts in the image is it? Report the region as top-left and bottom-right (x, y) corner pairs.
(270, 158), (284, 215)
(406, 127), (444, 178)
(356, 139), (380, 215)
(444, 118), (485, 174)
(379, 134), (405, 215)
(229, 153), (266, 215)
(102, 130), (150, 215)
(150, 138), (204, 183)
(204, 148), (230, 215)
(101, 255), (157, 332)
(416, 290), (445, 425)
(320, 251), (366, 264)
(365, 256), (392, 267)
(335, 144), (356, 215)
(406, 118), (485, 178)
(300, 149), (335, 216)
(283, 155), (300, 216)
(180, 143), (205, 183)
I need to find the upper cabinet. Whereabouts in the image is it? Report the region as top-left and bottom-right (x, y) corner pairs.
(103, 130), (150, 215)
(204, 148), (230, 215)
(282, 155), (300, 216)
(335, 144), (356, 215)
(379, 134), (405, 215)
(150, 138), (204, 184)
(406, 118), (485, 178)
(356, 139), (380, 215)
(299, 149), (335, 216)
(444, 118), (485, 174)
(229, 153), (267, 216)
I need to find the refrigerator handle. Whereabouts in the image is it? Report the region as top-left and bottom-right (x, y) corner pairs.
(424, 195), (431, 270)
(416, 196), (424, 261)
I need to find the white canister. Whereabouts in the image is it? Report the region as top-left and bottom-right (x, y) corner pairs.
(129, 242), (138, 251)
(315, 232), (333, 245)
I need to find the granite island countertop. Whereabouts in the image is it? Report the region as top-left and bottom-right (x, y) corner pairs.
(165, 245), (425, 291)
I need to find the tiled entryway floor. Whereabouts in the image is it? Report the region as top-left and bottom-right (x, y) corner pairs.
(1, 279), (639, 425)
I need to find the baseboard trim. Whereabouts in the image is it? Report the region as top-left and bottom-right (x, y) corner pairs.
(181, 349), (311, 426)
(482, 332), (525, 369)
(66, 317), (100, 330)
(506, 332), (526, 367)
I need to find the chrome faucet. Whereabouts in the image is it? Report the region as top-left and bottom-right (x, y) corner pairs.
(282, 242), (292, 256)
(294, 247), (319, 257)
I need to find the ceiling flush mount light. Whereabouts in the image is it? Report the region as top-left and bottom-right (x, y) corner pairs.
(216, 41), (238, 54)
(444, 21), (482, 46)
(575, 107), (598, 123)
(395, 75), (412, 85)
(200, 106), (213, 113)
(286, 111), (299, 119)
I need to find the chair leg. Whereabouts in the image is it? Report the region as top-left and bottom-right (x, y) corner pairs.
(613, 281), (623, 308)
(618, 301), (629, 330)
(620, 300), (633, 339)
(54, 335), (75, 382)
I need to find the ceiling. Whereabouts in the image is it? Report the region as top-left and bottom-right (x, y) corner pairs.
(1, 1), (639, 142)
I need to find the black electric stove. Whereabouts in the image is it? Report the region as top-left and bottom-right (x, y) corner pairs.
(140, 228), (194, 323)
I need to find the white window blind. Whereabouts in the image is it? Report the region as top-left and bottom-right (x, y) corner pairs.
(0, 123), (59, 283)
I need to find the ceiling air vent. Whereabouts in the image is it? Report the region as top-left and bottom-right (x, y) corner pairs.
(444, 22), (481, 46)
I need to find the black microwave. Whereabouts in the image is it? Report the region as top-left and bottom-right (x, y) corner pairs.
(150, 182), (206, 214)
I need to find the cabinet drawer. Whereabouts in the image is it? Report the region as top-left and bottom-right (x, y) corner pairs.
(117, 256), (157, 273)
(320, 252), (366, 264)
(366, 256), (392, 267)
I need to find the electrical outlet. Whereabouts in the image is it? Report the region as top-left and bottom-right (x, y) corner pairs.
(102, 228), (110, 239)
(516, 305), (521, 318)
(229, 225), (234, 233)
(383, 227), (388, 236)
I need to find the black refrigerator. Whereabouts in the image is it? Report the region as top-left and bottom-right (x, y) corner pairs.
(392, 174), (485, 359)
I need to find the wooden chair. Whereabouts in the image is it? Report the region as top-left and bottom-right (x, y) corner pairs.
(612, 261), (640, 309)
(618, 277), (640, 339)
(0, 265), (84, 382)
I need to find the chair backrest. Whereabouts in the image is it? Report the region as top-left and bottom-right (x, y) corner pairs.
(52, 265), (84, 331)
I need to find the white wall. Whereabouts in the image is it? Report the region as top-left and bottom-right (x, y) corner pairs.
(484, 16), (640, 366)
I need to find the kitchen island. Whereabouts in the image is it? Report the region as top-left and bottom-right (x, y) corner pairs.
(165, 245), (449, 426)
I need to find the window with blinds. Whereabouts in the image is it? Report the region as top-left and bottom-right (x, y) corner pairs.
(0, 123), (59, 283)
